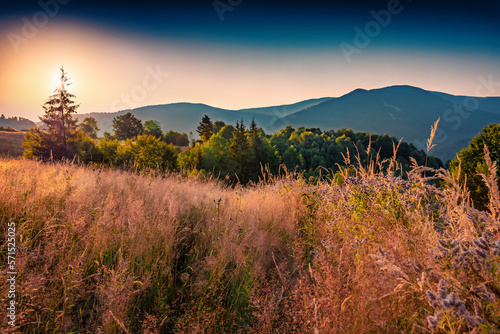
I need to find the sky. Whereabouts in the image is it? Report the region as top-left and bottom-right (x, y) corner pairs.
(0, 0), (499, 121)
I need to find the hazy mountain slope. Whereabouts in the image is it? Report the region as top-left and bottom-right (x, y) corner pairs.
(75, 85), (500, 162)
(288, 86), (500, 161)
(0, 116), (35, 131)
(236, 97), (333, 116)
(430, 91), (500, 115)
(77, 103), (273, 137)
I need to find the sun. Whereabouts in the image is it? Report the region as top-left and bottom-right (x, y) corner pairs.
(51, 72), (62, 92)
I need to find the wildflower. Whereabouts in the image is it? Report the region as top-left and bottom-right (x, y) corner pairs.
(427, 290), (437, 302)
(427, 315), (438, 329)
(437, 280), (447, 300)
(440, 298), (451, 309)
(486, 260), (492, 271)
(448, 292), (457, 306)
(473, 238), (488, 250)
(439, 239), (448, 248)
(472, 255), (482, 271)
(457, 302), (467, 316)
(478, 292), (494, 303)
(475, 248), (487, 258)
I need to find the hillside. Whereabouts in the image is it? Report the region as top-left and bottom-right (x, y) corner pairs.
(0, 115), (35, 131)
(75, 86), (500, 162)
(0, 130), (25, 157)
(1, 156), (499, 332)
(288, 86), (500, 161)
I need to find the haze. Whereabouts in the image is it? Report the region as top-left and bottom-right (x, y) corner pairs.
(1, 0), (499, 122)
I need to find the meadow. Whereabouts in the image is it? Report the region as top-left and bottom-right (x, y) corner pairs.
(0, 130), (25, 157)
(0, 150), (499, 333)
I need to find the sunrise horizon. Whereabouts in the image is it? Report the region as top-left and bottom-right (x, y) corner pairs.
(1, 0), (500, 121)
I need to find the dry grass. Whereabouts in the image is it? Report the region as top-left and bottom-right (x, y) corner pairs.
(0, 131), (25, 157)
(0, 152), (499, 333)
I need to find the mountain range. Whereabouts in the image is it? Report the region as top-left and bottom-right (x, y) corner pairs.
(71, 85), (499, 162)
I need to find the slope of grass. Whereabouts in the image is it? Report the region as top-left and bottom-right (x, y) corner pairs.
(0, 156), (498, 333)
(0, 130), (25, 157)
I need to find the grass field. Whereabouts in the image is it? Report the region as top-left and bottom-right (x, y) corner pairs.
(0, 154), (499, 333)
(0, 130), (25, 157)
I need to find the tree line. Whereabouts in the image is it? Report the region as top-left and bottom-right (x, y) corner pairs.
(22, 68), (499, 209)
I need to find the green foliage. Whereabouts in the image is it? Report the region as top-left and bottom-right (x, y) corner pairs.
(229, 120), (253, 184)
(103, 131), (116, 140)
(178, 144), (202, 171)
(449, 123), (500, 210)
(180, 120), (440, 185)
(113, 112), (144, 140)
(164, 130), (189, 146)
(213, 120), (226, 135)
(143, 120), (163, 139)
(117, 135), (178, 171)
(22, 127), (48, 159)
(96, 137), (120, 164)
(75, 132), (103, 163)
(78, 117), (100, 139)
(218, 125), (236, 140)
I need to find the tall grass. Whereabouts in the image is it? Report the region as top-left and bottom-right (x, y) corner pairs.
(0, 148), (498, 333)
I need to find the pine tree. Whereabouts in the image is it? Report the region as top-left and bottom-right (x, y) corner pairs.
(197, 115), (213, 141)
(24, 67), (79, 160)
(41, 67), (79, 157)
(229, 120), (252, 183)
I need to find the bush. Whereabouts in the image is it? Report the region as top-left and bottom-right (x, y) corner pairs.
(117, 135), (177, 171)
(449, 123), (500, 211)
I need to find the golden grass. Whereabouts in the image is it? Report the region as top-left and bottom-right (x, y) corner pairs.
(0, 153), (498, 333)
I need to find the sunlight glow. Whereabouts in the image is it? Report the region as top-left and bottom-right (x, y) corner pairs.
(51, 72), (62, 92)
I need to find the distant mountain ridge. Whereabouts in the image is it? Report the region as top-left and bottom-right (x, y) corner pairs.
(72, 85), (500, 162)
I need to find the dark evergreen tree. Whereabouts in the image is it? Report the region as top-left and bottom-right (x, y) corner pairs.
(229, 120), (252, 183)
(249, 118), (268, 180)
(197, 115), (213, 141)
(24, 67), (79, 160)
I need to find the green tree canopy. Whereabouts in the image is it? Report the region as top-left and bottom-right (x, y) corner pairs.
(229, 120), (252, 184)
(113, 112), (143, 140)
(78, 117), (100, 139)
(164, 130), (189, 146)
(449, 123), (500, 211)
(144, 120), (163, 139)
(117, 135), (177, 171)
